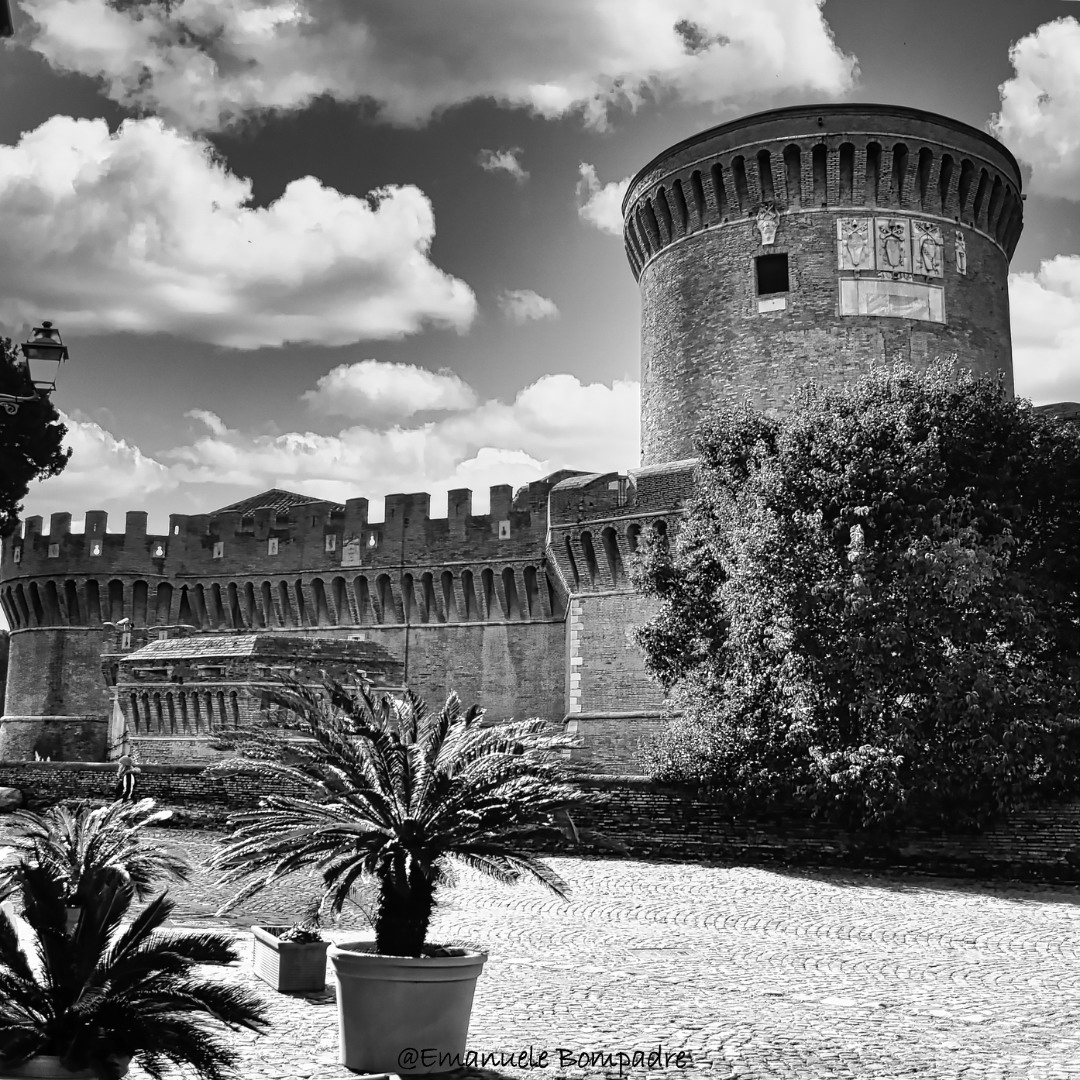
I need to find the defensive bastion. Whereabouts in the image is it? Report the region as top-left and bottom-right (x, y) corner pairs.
(1, 102), (1053, 773)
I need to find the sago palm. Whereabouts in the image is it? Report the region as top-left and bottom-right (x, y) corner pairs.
(0, 798), (191, 910)
(210, 672), (594, 957)
(0, 864), (268, 1080)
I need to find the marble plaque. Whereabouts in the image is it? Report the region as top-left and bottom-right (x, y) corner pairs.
(839, 279), (945, 323)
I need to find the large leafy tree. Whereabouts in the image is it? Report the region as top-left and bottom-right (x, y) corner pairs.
(0, 335), (71, 538)
(632, 360), (1080, 833)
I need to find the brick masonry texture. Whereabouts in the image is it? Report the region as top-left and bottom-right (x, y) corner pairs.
(624, 104), (1021, 465)
(3, 762), (1080, 885)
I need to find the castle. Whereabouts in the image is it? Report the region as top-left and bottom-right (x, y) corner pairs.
(2, 103), (1060, 772)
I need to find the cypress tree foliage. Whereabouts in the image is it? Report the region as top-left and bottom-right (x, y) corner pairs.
(0, 335), (71, 538)
(631, 360), (1080, 832)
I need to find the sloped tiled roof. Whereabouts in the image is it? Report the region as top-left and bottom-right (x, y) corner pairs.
(124, 635), (263, 661)
(122, 634), (398, 666)
(209, 489), (345, 516)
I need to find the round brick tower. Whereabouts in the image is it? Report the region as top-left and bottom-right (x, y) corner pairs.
(623, 104), (1024, 466)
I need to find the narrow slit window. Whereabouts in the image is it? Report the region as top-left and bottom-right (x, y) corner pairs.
(756, 253), (789, 295)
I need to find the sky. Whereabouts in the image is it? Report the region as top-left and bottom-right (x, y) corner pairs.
(0, 0), (1079, 550)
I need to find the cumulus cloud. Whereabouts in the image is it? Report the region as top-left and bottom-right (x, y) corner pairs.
(302, 359), (479, 423)
(991, 17), (1080, 200)
(34, 411), (178, 507)
(158, 373), (641, 509)
(477, 147), (529, 183)
(497, 289), (559, 325)
(577, 163), (631, 235)
(0, 115), (476, 348)
(19, 0), (857, 133)
(1010, 256), (1080, 404)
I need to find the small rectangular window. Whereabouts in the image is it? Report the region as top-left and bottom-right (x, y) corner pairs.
(756, 253), (789, 295)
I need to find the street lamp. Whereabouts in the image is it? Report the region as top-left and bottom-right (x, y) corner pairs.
(1, 321), (70, 414)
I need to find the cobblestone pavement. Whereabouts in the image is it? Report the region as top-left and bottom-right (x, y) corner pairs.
(7, 827), (1080, 1079)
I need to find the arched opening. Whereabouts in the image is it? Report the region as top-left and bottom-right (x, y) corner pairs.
(63, 583), (82, 626)
(838, 143), (855, 203)
(634, 207), (654, 255)
(811, 144), (828, 204)
(938, 153), (955, 214)
(441, 571), (457, 621)
(204, 692), (215, 728)
(957, 159), (976, 217)
(580, 531), (600, 587)
(376, 574), (395, 624)
(564, 536), (580, 589)
(311, 578), (331, 625)
(178, 692), (189, 733)
(671, 179), (689, 235)
(731, 155), (750, 211)
(227, 582), (244, 628)
(28, 583), (45, 627)
(153, 693), (164, 733)
(864, 142), (882, 204)
(129, 693), (140, 735)
(401, 573), (415, 622)
(481, 568), (498, 619)
(276, 578), (293, 630)
(422, 572), (440, 622)
(131, 580), (147, 625)
(891, 142), (909, 204)
(244, 581), (260, 628)
(916, 147), (933, 209)
(689, 171), (706, 225)
(155, 582), (172, 624)
(601, 526), (623, 586)
(783, 144), (801, 207)
(655, 186), (674, 242)
(293, 580), (308, 626)
(756, 149), (774, 203)
(523, 565), (540, 618)
(353, 575), (371, 624)
(210, 583), (227, 628)
(972, 169), (991, 227)
(141, 693), (151, 734)
(642, 200), (662, 249)
(627, 523), (642, 553)
(108, 580), (124, 623)
(165, 693), (177, 734)
(502, 567), (522, 620)
(260, 581), (275, 627)
(230, 691), (240, 727)
(709, 163), (728, 220)
(332, 576), (351, 624)
(43, 581), (61, 624)
(177, 586), (195, 627)
(192, 692), (204, 733)
(652, 519), (668, 542)
(461, 569), (477, 621)
(216, 691), (228, 728)
(986, 175), (1004, 234)
(84, 580), (101, 625)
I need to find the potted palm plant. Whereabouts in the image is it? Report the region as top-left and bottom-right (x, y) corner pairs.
(0, 800), (191, 936)
(0, 863), (268, 1080)
(209, 672), (599, 1075)
(251, 919), (329, 993)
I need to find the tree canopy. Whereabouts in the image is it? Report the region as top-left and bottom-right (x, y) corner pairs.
(631, 360), (1080, 833)
(0, 335), (70, 537)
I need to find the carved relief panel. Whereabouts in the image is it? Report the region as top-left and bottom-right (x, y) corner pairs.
(837, 217), (874, 270)
(911, 221), (943, 278)
(954, 229), (967, 275)
(874, 217), (911, 273)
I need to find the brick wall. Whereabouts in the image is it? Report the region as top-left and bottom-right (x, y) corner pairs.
(5, 764), (1079, 884)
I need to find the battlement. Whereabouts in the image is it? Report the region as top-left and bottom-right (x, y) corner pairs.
(0, 475), (588, 581)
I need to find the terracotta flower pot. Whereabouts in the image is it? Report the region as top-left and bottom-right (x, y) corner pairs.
(328, 941), (487, 1075)
(252, 926), (329, 993)
(0, 1055), (129, 1079)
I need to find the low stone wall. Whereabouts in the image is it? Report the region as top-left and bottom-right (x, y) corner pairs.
(1, 762), (1079, 883)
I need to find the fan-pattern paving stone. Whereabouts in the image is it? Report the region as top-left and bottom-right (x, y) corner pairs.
(4, 827), (1080, 1079)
